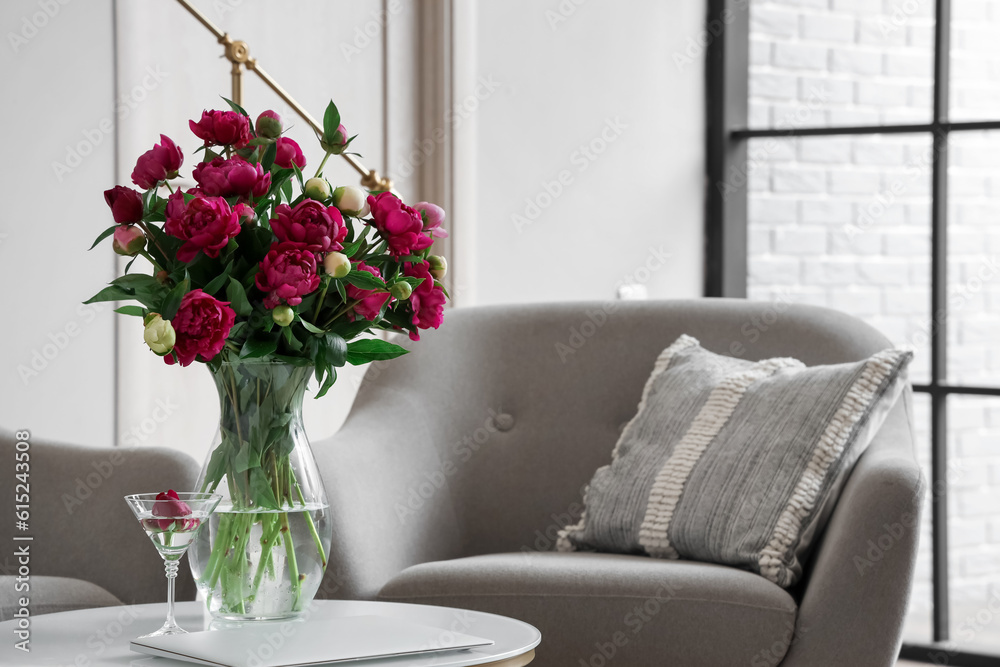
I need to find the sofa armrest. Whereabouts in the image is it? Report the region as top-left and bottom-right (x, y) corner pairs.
(311, 386), (465, 601)
(0, 431), (199, 605)
(780, 392), (925, 667)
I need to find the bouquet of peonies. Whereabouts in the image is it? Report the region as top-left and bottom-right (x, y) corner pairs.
(88, 98), (448, 387)
(88, 99), (448, 616)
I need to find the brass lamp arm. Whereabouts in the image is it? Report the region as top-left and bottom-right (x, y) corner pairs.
(173, 0), (393, 192)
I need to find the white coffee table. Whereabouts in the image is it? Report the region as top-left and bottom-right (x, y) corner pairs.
(0, 599), (540, 666)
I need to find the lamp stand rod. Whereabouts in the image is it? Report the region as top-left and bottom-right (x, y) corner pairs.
(173, 0), (393, 192)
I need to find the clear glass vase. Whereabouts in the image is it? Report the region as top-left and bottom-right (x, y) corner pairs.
(188, 360), (333, 621)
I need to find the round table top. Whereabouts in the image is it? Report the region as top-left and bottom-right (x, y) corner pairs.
(0, 599), (540, 667)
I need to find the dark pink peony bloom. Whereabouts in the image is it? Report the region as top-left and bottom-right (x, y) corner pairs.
(403, 260), (446, 341)
(255, 242), (320, 309)
(147, 489), (199, 531)
(104, 186), (144, 224)
(189, 109), (251, 148)
(193, 157), (271, 198)
(164, 191), (241, 262)
(270, 200), (347, 253)
(164, 290), (236, 367)
(255, 110), (283, 139)
(274, 137), (306, 169)
(367, 192), (434, 257)
(346, 262), (391, 321)
(131, 134), (183, 190)
(413, 201), (448, 239)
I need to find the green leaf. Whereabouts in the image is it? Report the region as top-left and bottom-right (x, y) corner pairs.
(200, 441), (229, 493)
(345, 338), (409, 365)
(399, 276), (425, 290)
(249, 467), (280, 509)
(333, 278), (347, 303)
(281, 325), (304, 352)
(323, 332), (348, 367)
(343, 269), (386, 291)
(261, 141), (277, 171)
(84, 285), (134, 304)
(291, 161), (304, 191)
(112, 274), (161, 290)
(160, 277), (189, 321)
(241, 335), (278, 359)
(89, 225), (117, 251)
(322, 100), (341, 145)
(279, 179), (293, 204)
(340, 238), (364, 259)
(298, 318), (326, 334)
(114, 305), (146, 317)
(221, 95), (250, 118)
(203, 260), (234, 296)
(226, 278), (253, 317)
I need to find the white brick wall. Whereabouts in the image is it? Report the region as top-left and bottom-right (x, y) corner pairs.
(748, 0), (1000, 649)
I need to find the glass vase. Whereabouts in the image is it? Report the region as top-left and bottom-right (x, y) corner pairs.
(188, 360), (333, 621)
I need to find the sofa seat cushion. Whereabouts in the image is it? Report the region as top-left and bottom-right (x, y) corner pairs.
(0, 575), (122, 621)
(378, 552), (798, 667)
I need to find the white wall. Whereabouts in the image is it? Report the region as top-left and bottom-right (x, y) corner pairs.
(0, 0), (116, 445)
(455, 0), (706, 305)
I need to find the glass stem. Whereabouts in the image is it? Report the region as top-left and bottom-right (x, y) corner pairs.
(164, 559), (180, 631)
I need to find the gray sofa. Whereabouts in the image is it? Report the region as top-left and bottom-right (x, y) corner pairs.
(0, 300), (923, 666)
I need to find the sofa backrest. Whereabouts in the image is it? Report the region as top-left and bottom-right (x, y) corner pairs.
(340, 299), (897, 559)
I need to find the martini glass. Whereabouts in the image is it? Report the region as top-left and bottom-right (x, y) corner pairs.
(125, 492), (221, 638)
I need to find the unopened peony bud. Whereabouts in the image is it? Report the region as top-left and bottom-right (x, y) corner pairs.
(390, 281), (413, 300)
(272, 305), (294, 327)
(332, 185), (369, 217)
(255, 110), (283, 139)
(143, 313), (176, 356)
(112, 225), (146, 256)
(427, 255), (448, 280)
(323, 251), (351, 278)
(155, 270), (170, 284)
(304, 177), (332, 201)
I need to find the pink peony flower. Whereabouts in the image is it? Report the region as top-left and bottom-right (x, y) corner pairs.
(189, 109), (252, 148)
(104, 186), (144, 224)
(112, 225), (145, 256)
(403, 260), (446, 341)
(274, 137), (306, 169)
(413, 202), (448, 239)
(131, 135), (183, 190)
(164, 191), (241, 262)
(270, 200), (347, 253)
(255, 242), (320, 309)
(193, 156), (271, 199)
(346, 262), (391, 321)
(147, 489), (199, 531)
(255, 110), (283, 139)
(367, 192), (434, 257)
(165, 290), (236, 367)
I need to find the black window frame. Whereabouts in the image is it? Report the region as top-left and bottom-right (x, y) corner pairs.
(706, 0), (1000, 664)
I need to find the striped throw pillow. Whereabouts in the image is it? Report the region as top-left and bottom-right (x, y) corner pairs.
(557, 334), (913, 588)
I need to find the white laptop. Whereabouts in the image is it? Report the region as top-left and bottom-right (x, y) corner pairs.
(130, 614), (494, 667)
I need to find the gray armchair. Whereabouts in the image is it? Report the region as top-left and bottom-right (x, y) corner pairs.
(0, 433), (198, 620)
(313, 300), (924, 667)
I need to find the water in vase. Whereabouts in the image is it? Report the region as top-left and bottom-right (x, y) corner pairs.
(189, 503), (331, 620)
